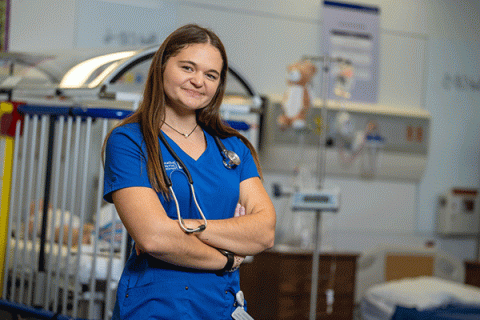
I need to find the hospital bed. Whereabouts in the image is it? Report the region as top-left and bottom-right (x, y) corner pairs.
(355, 245), (480, 320)
(2, 104), (130, 320)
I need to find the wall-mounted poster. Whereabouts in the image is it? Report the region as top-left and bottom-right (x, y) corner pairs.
(0, 0), (9, 51)
(322, 1), (380, 103)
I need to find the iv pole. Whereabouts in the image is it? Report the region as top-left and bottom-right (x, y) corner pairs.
(301, 54), (350, 320)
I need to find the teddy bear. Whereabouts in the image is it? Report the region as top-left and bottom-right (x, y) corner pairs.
(277, 59), (317, 130)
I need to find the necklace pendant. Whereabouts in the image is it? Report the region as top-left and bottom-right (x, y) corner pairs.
(163, 121), (198, 138)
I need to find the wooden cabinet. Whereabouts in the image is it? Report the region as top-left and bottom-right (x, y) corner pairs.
(465, 260), (480, 288)
(240, 250), (358, 320)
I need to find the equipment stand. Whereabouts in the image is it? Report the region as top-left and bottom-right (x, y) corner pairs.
(300, 54), (347, 320)
(308, 211), (323, 320)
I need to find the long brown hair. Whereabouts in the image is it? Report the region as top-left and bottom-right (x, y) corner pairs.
(103, 24), (262, 194)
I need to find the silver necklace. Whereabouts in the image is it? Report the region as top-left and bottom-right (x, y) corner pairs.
(163, 122), (198, 138)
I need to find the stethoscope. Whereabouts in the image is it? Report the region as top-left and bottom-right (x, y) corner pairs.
(158, 131), (241, 233)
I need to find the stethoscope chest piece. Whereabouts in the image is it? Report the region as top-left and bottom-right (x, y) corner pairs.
(214, 136), (241, 169)
(222, 149), (241, 169)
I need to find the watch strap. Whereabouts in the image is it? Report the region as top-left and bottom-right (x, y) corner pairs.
(218, 249), (234, 272)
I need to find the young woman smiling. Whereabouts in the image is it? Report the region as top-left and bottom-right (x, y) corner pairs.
(103, 24), (276, 319)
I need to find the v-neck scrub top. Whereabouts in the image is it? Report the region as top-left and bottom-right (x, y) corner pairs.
(103, 122), (259, 319)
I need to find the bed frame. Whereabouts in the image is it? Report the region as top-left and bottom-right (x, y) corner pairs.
(355, 245), (464, 304)
(1, 103), (131, 320)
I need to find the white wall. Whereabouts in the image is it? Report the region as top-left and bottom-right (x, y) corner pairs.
(8, 0), (480, 261)
(10, 0), (77, 50)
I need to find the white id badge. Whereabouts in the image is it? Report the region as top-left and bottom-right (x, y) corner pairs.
(231, 291), (254, 320)
(232, 306), (254, 320)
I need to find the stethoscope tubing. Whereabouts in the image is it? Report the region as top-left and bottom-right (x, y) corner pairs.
(158, 131), (208, 233)
(169, 184), (207, 233)
(158, 130), (240, 233)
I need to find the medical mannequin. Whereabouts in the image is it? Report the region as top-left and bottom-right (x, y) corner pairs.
(103, 24), (276, 319)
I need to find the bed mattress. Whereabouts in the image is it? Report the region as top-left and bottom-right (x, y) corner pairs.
(7, 238), (123, 284)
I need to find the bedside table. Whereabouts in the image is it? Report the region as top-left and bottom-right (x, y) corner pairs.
(240, 249), (359, 320)
(465, 260), (480, 288)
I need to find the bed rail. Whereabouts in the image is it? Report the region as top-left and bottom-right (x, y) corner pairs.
(2, 103), (132, 320)
(0, 298), (73, 320)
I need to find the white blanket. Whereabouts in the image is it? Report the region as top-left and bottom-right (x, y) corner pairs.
(361, 276), (480, 320)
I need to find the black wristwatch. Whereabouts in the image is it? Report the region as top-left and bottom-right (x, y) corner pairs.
(217, 249), (234, 273)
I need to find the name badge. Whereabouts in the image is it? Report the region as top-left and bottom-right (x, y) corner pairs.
(231, 291), (254, 320)
(232, 307), (254, 320)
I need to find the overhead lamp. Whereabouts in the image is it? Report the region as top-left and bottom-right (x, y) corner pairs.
(59, 51), (136, 88)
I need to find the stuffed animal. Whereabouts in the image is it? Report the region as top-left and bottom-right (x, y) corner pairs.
(277, 60), (317, 130)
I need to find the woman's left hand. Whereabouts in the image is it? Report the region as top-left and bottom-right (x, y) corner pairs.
(234, 203), (246, 217)
(231, 203), (246, 270)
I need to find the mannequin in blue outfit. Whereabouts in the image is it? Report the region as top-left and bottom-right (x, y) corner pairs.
(102, 24), (276, 319)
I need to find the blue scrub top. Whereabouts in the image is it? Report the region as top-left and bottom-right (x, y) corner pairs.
(104, 122), (259, 319)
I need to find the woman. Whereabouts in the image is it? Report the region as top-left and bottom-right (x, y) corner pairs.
(103, 24), (276, 319)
